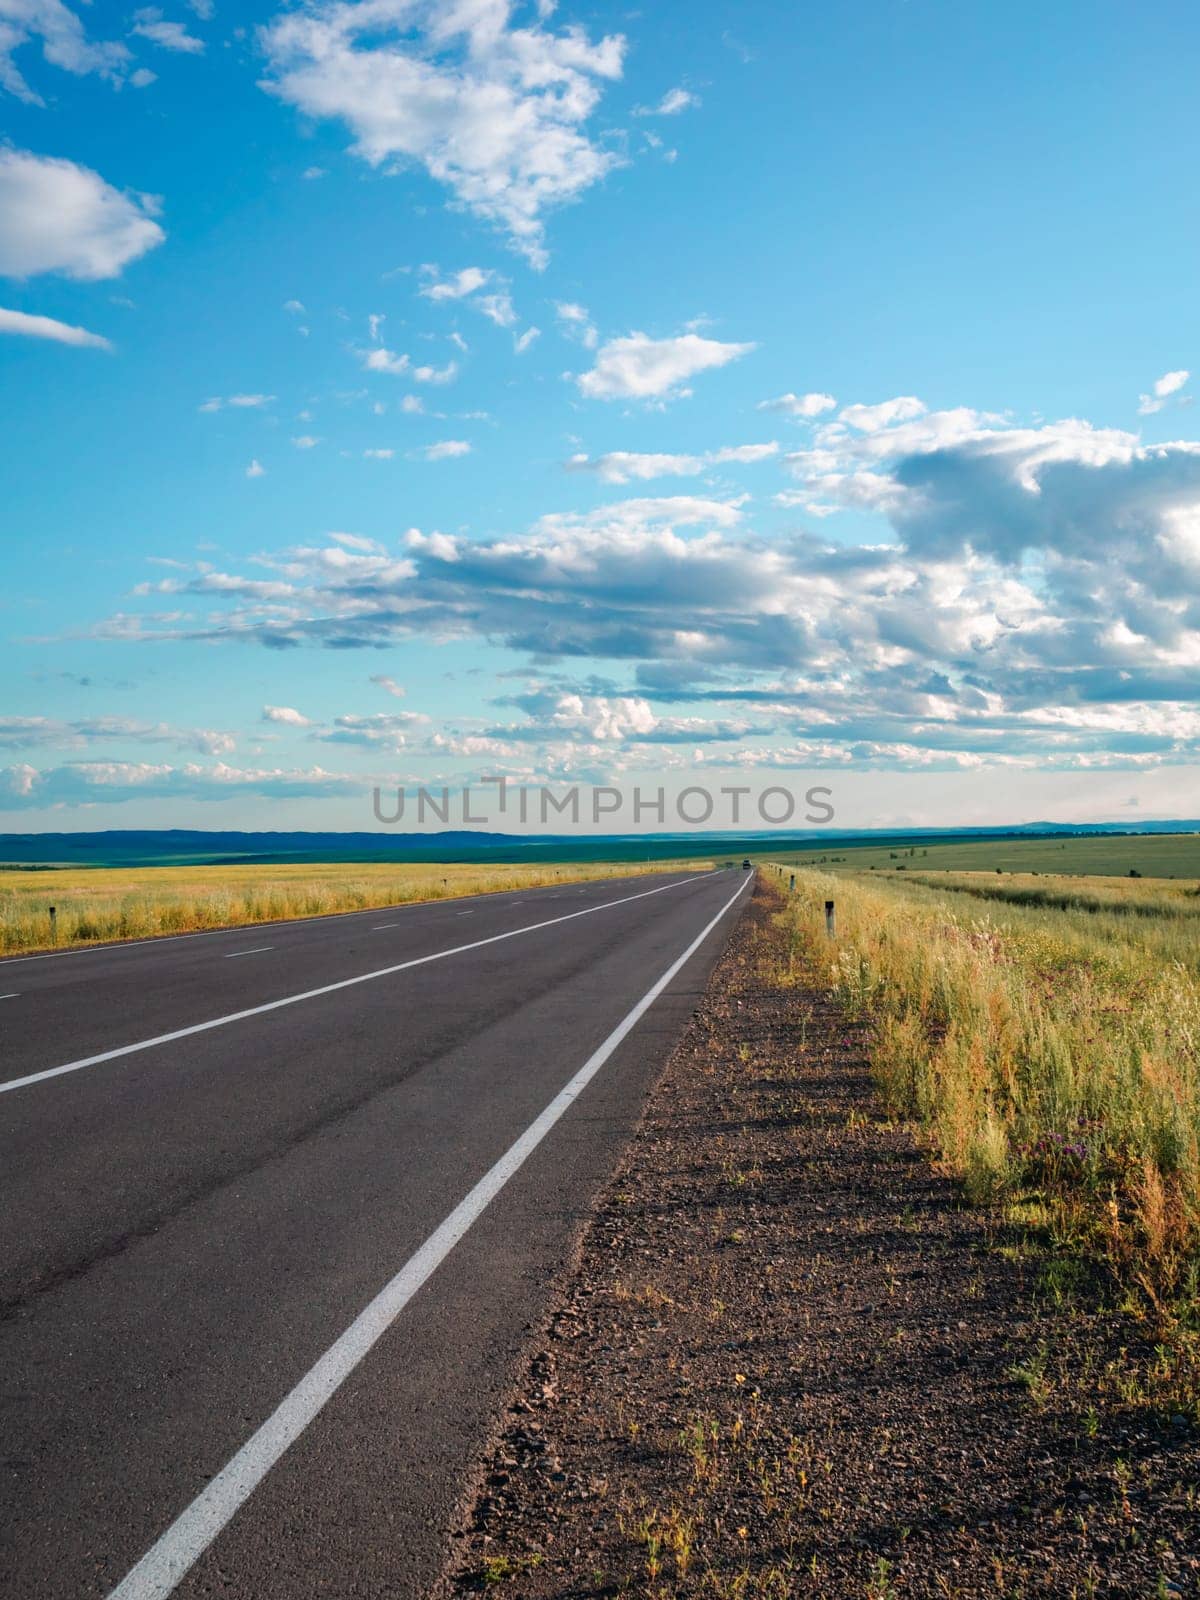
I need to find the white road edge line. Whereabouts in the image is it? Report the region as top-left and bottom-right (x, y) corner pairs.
(105, 870), (754, 1600)
(222, 947), (274, 960)
(0, 874), (714, 1097)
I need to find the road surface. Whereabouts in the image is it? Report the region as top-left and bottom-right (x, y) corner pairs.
(0, 867), (752, 1598)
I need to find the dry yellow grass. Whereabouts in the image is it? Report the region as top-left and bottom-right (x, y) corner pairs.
(0, 858), (711, 957)
(772, 865), (1200, 1315)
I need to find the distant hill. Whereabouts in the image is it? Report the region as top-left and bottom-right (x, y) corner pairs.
(0, 822), (1197, 869)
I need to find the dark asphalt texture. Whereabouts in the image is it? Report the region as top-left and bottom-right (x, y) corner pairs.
(0, 868), (751, 1598)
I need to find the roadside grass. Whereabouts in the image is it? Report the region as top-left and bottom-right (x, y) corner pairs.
(0, 858), (712, 957)
(770, 866), (1200, 1410)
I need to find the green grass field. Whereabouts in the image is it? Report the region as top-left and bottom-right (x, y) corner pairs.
(760, 831), (1200, 878)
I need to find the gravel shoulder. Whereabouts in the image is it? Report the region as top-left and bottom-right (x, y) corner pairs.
(440, 878), (1199, 1599)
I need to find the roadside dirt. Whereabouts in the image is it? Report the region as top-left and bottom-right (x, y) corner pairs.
(440, 879), (1199, 1598)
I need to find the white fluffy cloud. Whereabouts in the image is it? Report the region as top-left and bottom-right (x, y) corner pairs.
(413, 359), (458, 384)
(130, 7), (204, 52)
(634, 85), (698, 116)
(360, 345), (410, 376)
(568, 442), (777, 483)
(554, 299), (597, 348)
(0, 761), (367, 810)
(200, 393), (274, 411)
(839, 395), (926, 432)
(1139, 368), (1190, 415)
(0, 715), (233, 753)
(421, 438), (471, 460)
(577, 331), (755, 401)
(0, 304), (110, 349)
(262, 705), (313, 726)
(757, 391), (836, 418)
(0, 0), (129, 104)
(419, 264), (490, 301)
(260, 0), (626, 267)
(0, 148), (164, 280)
(92, 397), (1200, 772)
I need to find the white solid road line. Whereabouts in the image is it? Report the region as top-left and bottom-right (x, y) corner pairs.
(0, 874), (714, 1097)
(105, 870), (753, 1600)
(222, 947), (274, 960)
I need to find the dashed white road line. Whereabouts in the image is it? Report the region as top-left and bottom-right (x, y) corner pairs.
(222, 947), (274, 960)
(371, 924), (398, 931)
(0, 873), (714, 1098)
(104, 870), (752, 1600)
(0, 872), (678, 968)
(0, 992), (19, 1000)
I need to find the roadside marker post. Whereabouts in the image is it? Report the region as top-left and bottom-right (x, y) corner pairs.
(825, 899), (836, 938)
(789, 873), (795, 895)
(49, 906), (57, 944)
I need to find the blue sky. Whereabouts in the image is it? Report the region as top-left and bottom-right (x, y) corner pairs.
(3, 0), (1200, 832)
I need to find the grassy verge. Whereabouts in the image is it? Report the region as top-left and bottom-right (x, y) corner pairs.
(0, 858), (711, 957)
(772, 867), (1200, 1344)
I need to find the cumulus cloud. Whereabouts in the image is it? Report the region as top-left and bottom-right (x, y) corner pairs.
(578, 331), (755, 401)
(130, 6), (204, 52)
(419, 264), (489, 301)
(554, 299), (597, 348)
(0, 715), (234, 753)
(514, 325), (539, 354)
(90, 397), (1200, 772)
(200, 393), (274, 411)
(758, 391), (836, 418)
(359, 344), (410, 376)
(0, 304), (111, 349)
(420, 438), (471, 460)
(1139, 368), (1190, 415)
(413, 359), (457, 384)
(0, 148), (164, 280)
(649, 87), (694, 116)
(262, 704), (312, 726)
(0, 0), (130, 104)
(634, 85), (698, 116)
(310, 710), (429, 751)
(839, 395), (926, 432)
(418, 263), (518, 326)
(370, 674), (406, 697)
(0, 760), (366, 810)
(567, 442), (777, 483)
(259, 0), (626, 267)
(245, 458), (265, 477)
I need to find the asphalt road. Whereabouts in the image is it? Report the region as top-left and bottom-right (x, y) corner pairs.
(0, 866), (752, 1599)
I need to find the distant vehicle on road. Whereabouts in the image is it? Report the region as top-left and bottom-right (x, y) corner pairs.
(742, 858), (752, 871)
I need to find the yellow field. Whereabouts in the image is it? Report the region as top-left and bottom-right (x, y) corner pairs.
(0, 858), (710, 957)
(774, 866), (1200, 1321)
